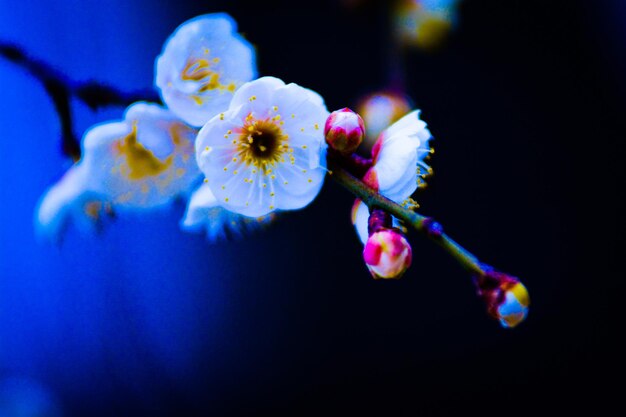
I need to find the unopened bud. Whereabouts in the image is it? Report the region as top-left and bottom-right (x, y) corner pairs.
(324, 108), (365, 154)
(474, 270), (530, 328)
(363, 228), (412, 279)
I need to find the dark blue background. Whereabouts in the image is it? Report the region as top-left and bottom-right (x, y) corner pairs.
(1, 1), (624, 416)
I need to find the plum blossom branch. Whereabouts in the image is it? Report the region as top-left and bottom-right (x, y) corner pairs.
(1, 41), (161, 159)
(328, 158), (483, 276)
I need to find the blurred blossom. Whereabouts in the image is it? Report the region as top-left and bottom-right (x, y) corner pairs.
(394, 0), (462, 50)
(352, 110), (432, 243)
(0, 377), (62, 417)
(356, 91), (412, 147)
(35, 166), (114, 242)
(156, 13), (257, 127)
(36, 102), (199, 241)
(196, 76), (329, 217)
(181, 182), (274, 241)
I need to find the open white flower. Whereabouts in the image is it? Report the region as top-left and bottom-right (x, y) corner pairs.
(82, 102), (200, 208)
(352, 110), (433, 243)
(196, 76), (329, 217)
(35, 102), (199, 241)
(156, 13), (257, 127)
(181, 183), (273, 241)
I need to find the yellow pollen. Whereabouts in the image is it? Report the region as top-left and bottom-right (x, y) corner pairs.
(314, 123), (319, 130)
(114, 124), (172, 180)
(272, 106), (278, 111)
(234, 116), (288, 174)
(204, 178), (208, 183)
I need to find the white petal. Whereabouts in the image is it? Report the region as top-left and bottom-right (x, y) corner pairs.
(351, 199), (370, 245)
(350, 200), (403, 245)
(181, 183), (272, 241)
(228, 76), (286, 116)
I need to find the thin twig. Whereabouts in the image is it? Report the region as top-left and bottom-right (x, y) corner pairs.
(328, 161), (485, 276)
(1, 42), (161, 160)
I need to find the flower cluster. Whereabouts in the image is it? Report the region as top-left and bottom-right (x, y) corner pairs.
(29, 11), (529, 328)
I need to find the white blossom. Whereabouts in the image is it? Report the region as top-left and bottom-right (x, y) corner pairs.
(155, 13), (257, 127)
(35, 103), (199, 241)
(196, 76), (329, 217)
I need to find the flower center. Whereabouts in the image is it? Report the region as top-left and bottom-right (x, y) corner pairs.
(236, 116), (288, 172)
(180, 56), (237, 105)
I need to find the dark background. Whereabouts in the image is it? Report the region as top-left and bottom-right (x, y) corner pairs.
(1, 0), (624, 416)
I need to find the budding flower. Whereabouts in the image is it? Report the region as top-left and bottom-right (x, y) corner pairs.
(324, 108), (365, 154)
(363, 228), (412, 279)
(474, 270), (530, 328)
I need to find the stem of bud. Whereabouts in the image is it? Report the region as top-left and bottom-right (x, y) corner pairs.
(328, 160), (485, 276)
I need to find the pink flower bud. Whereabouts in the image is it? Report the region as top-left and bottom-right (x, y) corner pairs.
(324, 108), (365, 154)
(363, 228), (412, 279)
(474, 270), (530, 328)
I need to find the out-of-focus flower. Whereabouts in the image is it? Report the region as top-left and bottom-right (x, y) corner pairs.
(356, 91), (412, 147)
(156, 13), (257, 127)
(363, 228), (412, 279)
(352, 110), (433, 243)
(35, 168), (113, 242)
(474, 270), (530, 328)
(196, 76), (329, 217)
(36, 103), (199, 241)
(394, 0), (462, 50)
(324, 108), (365, 155)
(181, 182), (274, 241)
